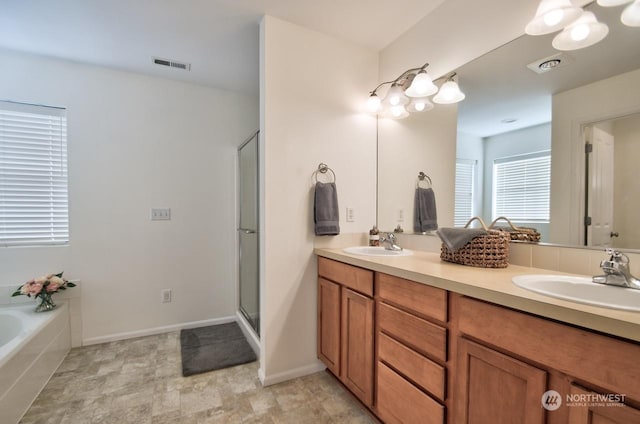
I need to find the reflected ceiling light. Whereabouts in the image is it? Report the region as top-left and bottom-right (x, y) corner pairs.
(525, 0), (584, 35)
(367, 63), (465, 119)
(433, 74), (466, 104)
(407, 97), (434, 113)
(621, 0), (640, 26)
(597, 0), (632, 6)
(552, 11), (609, 50)
(405, 71), (438, 97)
(382, 83), (409, 106)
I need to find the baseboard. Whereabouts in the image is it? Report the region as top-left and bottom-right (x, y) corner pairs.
(82, 315), (236, 346)
(236, 311), (260, 357)
(259, 361), (326, 387)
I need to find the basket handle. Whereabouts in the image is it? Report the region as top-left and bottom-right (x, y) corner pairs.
(464, 216), (489, 230)
(489, 216), (524, 231)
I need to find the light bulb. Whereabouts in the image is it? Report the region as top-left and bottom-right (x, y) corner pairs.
(391, 106), (403, 117)
(414, 102), (426, 112)
(544, 9), (564, 26)
(367, 93), (381, 113)
(407, 97), (434, 113)
(406, 71), (438, 97)
(571, 23), (590, 41)
(622, 0), (640, 27)
(386, 105), (409, 119)
(382, 84), (409, 107)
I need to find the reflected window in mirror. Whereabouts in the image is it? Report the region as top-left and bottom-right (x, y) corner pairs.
(454, 159), (477, 226)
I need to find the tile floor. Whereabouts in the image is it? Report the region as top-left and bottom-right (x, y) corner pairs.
(20, 332), (374, 424)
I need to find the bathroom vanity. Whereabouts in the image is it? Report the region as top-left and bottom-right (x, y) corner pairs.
(315, 249), (640, 424)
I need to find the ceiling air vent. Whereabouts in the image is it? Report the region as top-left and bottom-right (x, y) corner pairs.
(526, 52), (574, 75)
(152, 57), (191, 71)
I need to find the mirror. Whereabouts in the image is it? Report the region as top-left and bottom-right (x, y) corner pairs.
(377, 3), (640, 249)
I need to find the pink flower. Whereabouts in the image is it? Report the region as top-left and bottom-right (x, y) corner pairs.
(45, 276), (65, 292)
(21, 280), (43, 296)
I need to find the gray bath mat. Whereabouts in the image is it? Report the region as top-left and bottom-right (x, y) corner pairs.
(180, 322), (256, 377)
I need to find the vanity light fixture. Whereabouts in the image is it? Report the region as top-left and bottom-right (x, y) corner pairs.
(552, 11), (609, 50)
(367, 63), (465, 119)
(597, 0), (632, 7)
(525, 0), (584, 35)
(621, 0), (640, 26)
(433, 74), (466, 104)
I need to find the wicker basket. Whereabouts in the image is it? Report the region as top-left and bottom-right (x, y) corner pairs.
(440, 217), (510, 268)
(489, 216), (541, 243)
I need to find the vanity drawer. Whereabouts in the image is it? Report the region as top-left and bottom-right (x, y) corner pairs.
(377, 362), (444, 424)
(376, 273), (447, 322)
(378, 302), (447, 362)
(378, 332), (446, 401)
(318, 257), (373, 296)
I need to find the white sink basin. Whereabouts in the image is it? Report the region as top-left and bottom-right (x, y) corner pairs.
(512, 274), (640, 312)
(343, 246), (413, 257)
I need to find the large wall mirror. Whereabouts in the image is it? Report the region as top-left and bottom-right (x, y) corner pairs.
(378, 3), (640, 249)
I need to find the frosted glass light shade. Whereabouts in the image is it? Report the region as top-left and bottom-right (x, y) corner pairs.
(525, 0), (584, 35)
(367, 93), (382, 113)
(382, 84), (409, 106)
(386, 105), (409, 119)
(405, 71), (438, 97)
(433, 80), (465, 104)
(597, 0), (632, 6)
(552, 12), (609, 50)
(622, 0), (640, 26)
(407, 97), (434, 113)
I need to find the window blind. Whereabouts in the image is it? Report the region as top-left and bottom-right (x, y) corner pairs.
(493, 152), (550, 223)
(0, 101), (69, 247)
(454, 159), (476, 227)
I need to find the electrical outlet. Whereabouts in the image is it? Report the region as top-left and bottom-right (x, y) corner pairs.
(346, 207), (355, 222)
(398, 208), (405, 222)
(161, 289), (172, 303)
(151, 208), (171, 221)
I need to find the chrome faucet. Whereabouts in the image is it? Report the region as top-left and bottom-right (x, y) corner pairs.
(380, 233), (403, 251)
(593, 248), (640, 290)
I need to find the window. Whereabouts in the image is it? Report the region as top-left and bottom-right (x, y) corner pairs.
(0, 101), (68, 247)
(493, 152), (550, 223)
(454, 159), (476, 227)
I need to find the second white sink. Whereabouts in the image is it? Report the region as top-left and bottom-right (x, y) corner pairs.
(512, 274), (640, 312)
(343, 246), (413, 257)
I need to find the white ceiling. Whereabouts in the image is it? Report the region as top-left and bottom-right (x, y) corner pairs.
(0, 0), (447, 95)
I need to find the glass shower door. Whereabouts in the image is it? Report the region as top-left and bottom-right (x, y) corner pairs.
(238, 132), (259, 335)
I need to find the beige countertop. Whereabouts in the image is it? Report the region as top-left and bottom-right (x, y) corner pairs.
(314, 247), (640, 343)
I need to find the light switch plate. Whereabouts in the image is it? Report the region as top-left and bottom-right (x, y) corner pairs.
(151, 208), (171, 221)
(346, 207), (355, 222)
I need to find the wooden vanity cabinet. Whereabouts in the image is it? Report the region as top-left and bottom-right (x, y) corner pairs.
(375, 273), (448, 424)
(317, 257), (374, 407)
(451, 294), (640, 424)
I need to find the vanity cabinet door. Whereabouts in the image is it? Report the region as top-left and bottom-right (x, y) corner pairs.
(454, 337), (547, 424)
(317, 277), (341, 375)
(341, 287), (374, 407)
(568, 384), (640, 424)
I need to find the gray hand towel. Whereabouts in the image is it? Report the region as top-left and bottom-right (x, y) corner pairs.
(436, 228), (488, 252)
(413, 187), (438, 233)
(314, 182), (340, 236)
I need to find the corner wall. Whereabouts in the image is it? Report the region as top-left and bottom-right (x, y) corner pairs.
(260, 16), (378, 384)
(0, 48), (258, 342)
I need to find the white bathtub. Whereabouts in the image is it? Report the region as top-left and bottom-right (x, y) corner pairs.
(0, 302), (71, 424)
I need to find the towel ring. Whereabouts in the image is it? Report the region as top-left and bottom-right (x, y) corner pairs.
(417, 171), (432, 188)
(314, 163), (336, 183)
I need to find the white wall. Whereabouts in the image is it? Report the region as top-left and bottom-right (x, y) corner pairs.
(260, 15), (378, 384)
(377, 106), (458, 232)
(456, 132), (484, 222)
(0, 48), (258, 342)
(551, 68), (640, 245)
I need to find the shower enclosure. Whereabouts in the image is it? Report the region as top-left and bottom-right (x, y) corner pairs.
(237, 131), (260, 335)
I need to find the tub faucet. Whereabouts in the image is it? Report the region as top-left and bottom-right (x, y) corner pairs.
(592, 248), (640, 290)
(380, 233), (403, 251)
